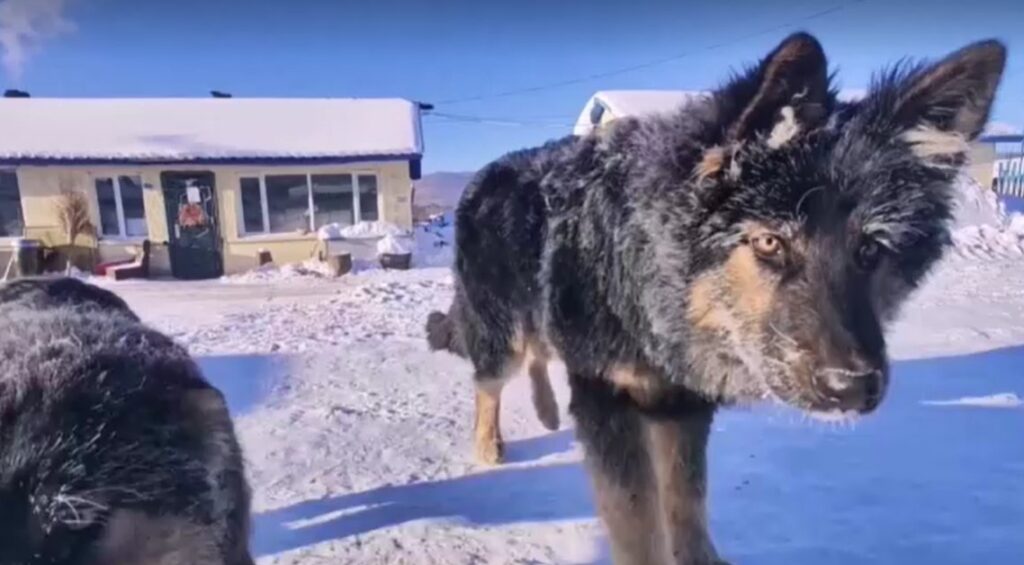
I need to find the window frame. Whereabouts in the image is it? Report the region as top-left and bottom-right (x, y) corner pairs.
(237, 171), (382, 238)
(93, 173), (148, 241)
(0, 169), (25, 241)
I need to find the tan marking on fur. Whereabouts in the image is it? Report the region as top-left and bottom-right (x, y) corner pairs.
(97, 511), (221, 565)
(509, 324), (528, 357)
(645, 420), (720, 564)
(474, 378), (506, 465)
(686, 274), (728, 332)
(588, 461), (664, 565)
(687, 223), (779, 333)
(694, 146), (726, 181)
(609, 363), (669, 408)
(725, 243), (775, 322)
(473, 327), (562, 463)
(767, 105), (800, 148)
(900, 125), (969, 161)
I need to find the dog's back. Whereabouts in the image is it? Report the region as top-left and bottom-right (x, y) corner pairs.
(0, 278), (252, 565)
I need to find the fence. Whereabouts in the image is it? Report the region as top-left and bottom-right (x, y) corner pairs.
(995, 156), (1024, 198)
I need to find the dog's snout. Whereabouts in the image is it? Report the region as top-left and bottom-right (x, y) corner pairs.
(816, 365), (886, 413)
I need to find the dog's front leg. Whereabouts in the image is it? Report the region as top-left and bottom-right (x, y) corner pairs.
(644, 408), (723, 565)
(570, 373), (664, 565)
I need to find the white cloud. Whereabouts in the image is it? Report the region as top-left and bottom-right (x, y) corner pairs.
(0, 0), (74, 83)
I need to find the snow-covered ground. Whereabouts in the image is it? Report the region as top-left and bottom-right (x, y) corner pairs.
(84, 187), (1024, 564)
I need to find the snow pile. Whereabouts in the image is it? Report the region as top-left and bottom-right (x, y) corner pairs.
(949, 174), (1024, 259)
(951, 174), (1005, 229)
(318, 221), (408, 240)
(921, 392), (1022, 409)
(220, 258), (334, 284)
(377, 233), (413, 255)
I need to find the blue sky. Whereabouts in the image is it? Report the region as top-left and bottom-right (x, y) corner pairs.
(3, 0), (1022, 173)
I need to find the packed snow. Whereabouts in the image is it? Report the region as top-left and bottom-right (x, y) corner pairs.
(922, 392), (1022, 409)
(220, 259), (336, 285)
(79, 181), (1024, 564)
(319, 221), (410, 241)
(947, 173), (1024, 258)
(376, 233), (413, 255)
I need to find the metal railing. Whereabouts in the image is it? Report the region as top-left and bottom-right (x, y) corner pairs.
(995, 157), (1024, 198)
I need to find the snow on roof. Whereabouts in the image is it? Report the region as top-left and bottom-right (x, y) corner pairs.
(980, 122), (1023, 143)
(0, 98), (424, 164)
(589, 90), (706, 119)
(575, 89), (1022, 143)
(574, 89), (865, 135)
(574, 90), (705, 135)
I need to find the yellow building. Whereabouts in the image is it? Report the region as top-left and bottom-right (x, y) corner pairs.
(574, 90), (1014, 190)
(0, 97), (426, 279)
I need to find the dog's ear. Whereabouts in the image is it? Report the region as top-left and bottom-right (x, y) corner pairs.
(892, 40), (1006, 160)
(726, 32), (830, 146)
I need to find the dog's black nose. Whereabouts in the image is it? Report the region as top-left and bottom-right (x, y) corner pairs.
(817, 368), (885, 413)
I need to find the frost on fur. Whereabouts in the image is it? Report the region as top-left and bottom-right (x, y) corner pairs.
(0, 278), (254, 564)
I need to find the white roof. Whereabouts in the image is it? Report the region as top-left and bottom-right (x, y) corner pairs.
(574, 90), (705, 135)
(980, 121), (1023, 140)
(0, 98), (424, 163)
(573, 90), (864, 135)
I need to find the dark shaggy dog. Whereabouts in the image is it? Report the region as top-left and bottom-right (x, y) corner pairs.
(0, 278), (253, 565)
(427, 33), (1006, 564)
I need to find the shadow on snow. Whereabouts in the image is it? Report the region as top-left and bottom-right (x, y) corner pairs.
(251, 345), (1024, 563)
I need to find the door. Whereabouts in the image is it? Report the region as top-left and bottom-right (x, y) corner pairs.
(162, 171), (224, 280)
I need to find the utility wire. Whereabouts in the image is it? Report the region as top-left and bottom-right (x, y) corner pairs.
(433, 0), (869, 106)
(426, 111), (576, 128)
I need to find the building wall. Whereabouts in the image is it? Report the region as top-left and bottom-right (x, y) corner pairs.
(215, 161), (413, 273)
(13, 167), (147, 269)
(6, 160), (414, 277)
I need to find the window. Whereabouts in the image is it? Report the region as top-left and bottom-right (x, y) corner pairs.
(312, 174), (354, 228)
(240, 177), (265, 234)
(0, 171), (23, 237)
(265, 175), (311, 233)
(239, 172), (381, 235)
(358, 175), (379, 222)
(95, 175), (148, 238)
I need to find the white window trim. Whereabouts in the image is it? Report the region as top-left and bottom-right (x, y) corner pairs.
(95, 174), (147, 241)
(237, 171), (383, 238)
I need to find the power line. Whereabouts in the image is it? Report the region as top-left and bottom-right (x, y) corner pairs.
(426, 111), (576, 128)
(434, 0), (868, 106)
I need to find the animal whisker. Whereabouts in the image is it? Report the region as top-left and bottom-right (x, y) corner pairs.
(794, 185), (825, 218)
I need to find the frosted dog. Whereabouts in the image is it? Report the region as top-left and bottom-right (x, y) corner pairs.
(428, 33), (1006, 564)
(0, 278), (254, 565)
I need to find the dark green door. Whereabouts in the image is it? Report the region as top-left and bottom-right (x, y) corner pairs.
(162, 171), (224, 280)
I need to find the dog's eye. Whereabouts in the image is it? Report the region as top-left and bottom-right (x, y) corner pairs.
(751, 234), (783, 259)
(856, 239), (882, 270)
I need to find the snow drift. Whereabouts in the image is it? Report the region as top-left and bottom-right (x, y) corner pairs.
(318, 221), (409, 241)
(921, 392), (1022, 409)
(377, 234), (413, 255)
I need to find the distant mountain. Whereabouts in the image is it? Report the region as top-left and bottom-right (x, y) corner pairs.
(413, 171), (475, 221)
